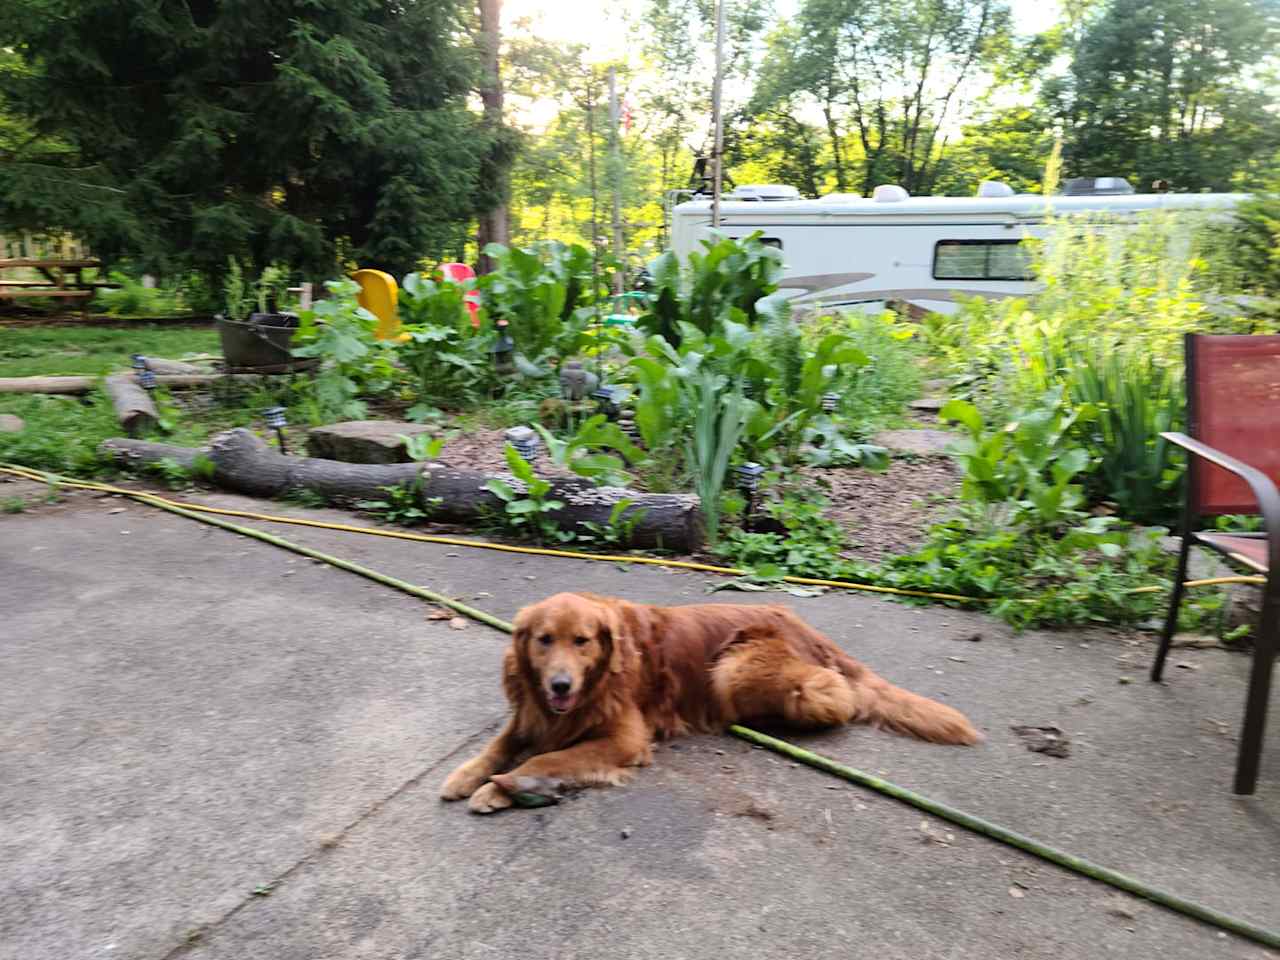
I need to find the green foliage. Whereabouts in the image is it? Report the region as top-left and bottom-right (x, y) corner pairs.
(716, 493), (850, 579)
(801, 419), (890, 469)
(0, 0), (489, 281)
(941, 393), (1095, 529)
(875, 509), (1173, 629)
(639, 232), (785, 345)
(291, 280), (391, 423)
(0, 392), (117, 475)
(1052, 0), (1280, 191)
(478, 241), (599, 361)
(357, 481), (441, 527)
(533, 415), (645, 487)
(92, 272), (187, 318)
(684, 372), (749, 547)
(576, 499), (649, 547)
(396, 271), (497, 409)
(483, 445), (571, 544)
(0, 326), (217, 379)
(2, 496), (26, 513)
(817, 311), (924, 433)
(222, 259), (251, 322)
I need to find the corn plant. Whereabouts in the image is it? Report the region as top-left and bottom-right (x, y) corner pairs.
(684, 371), (749, 547)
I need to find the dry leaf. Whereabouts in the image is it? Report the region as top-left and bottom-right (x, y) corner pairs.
(1009, 886), (1025, 899)
(426, 608), (451, 621)
(448, 617), (468, 630)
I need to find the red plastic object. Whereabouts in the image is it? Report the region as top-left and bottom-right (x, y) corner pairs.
(440, 262), (480, 327)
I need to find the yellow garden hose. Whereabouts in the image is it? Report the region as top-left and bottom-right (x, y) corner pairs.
(3, 459), (1275, 949)
(0, 464), (1266, 603)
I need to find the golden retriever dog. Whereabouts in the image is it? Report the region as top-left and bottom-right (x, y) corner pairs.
(441, 592), (979, 813)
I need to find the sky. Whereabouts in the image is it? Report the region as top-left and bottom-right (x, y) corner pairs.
(504, 0), (1063, 57)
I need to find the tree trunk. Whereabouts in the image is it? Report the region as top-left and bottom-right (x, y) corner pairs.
(103, 375), (158, 437)
(0, 373), (264, 395)
(99, 429), (706, 552)
(475, 0), (510, 274)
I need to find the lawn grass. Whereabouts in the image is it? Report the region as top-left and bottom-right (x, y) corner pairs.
(0, 324), (219, 378)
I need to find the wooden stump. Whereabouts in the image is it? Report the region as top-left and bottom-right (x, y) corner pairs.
(103, 375), (158, 437)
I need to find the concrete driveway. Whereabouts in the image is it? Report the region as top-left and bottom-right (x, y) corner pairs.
(2, 481), (1277, 959)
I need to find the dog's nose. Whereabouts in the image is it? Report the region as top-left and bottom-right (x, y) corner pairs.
(550, 675), (572, 696)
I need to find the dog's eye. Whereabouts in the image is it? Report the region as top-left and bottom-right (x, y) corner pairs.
(537, 635), (552, 647)
(574, 636), (590, 647)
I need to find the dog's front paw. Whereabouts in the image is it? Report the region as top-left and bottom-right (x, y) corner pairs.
(440, 761), (490, 801)
(468, 781), (514, 815)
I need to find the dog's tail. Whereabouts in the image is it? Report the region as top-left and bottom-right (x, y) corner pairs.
(830, 652), (980, 745)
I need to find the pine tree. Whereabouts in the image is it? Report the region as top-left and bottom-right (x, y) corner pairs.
(0, 0), (490, 281)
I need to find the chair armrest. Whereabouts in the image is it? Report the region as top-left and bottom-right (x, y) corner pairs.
(1162, 431), (1280, 575)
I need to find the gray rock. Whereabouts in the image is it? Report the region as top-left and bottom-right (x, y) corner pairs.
(909, 397), (946, 413)
(0, 414), (23, 433)
(306, 421), (438, 464)
(872, 428), (955, 457)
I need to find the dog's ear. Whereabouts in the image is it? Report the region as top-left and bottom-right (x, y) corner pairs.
(600, 598), (641, 674)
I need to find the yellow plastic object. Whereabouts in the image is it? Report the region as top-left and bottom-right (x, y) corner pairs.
(351, 268), (401, 340)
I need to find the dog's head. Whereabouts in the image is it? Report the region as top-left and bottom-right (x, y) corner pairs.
(512, 593), (634, 716)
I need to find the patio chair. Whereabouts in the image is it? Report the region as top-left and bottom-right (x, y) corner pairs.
(1153, 333), (1280, 795)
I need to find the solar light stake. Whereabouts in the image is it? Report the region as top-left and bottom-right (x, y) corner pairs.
(504, 426), (540, 462)
(491, 319), (516, 375)
(264, 406), (289, 455)
(131, 354), (148, 373)
(734, 461), (765, 529)
(822, 392), (839, 414)
(137, 367), (158, 392)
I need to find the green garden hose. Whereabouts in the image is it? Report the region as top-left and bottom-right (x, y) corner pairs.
(5, 464), (1279, 950)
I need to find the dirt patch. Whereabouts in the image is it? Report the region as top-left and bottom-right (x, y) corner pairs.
(798, 456), (961, 562)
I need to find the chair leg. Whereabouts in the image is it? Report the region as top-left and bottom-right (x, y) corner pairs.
(1234, 595), (1278, 795)
(1152, 535), (1193, 682)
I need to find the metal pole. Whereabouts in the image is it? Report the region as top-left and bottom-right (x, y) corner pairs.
(609, 66), (625, 295)
(710, 0), (727, 228)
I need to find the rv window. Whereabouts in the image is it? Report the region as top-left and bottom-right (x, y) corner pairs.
(933, 240), (1032, 281)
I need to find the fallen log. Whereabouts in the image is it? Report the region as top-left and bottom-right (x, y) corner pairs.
(0, 372), (277, 395)
(99, 438), (208, 473)
(99, 428), (705, 551)
(103, 375), (158, 437)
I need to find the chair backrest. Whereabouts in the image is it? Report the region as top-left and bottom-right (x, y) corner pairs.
(1187, 333), (1280, 515)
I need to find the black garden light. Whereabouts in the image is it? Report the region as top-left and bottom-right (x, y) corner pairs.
(504, 425), (540, 461)
(734, 461), (765, 494)
(137, 367), (158, 392)
(734, 460), (765, 529)
(822, 392), (840, 414)
(491, 319), (516, 374)
(131, 354), (148, 374)
(592, 386), (622, 419)
(264, 406), (289, 455)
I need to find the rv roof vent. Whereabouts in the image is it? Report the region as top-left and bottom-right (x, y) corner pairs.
(872, 184), (910, 203)
(727, 184), (802, 202)
(1062, 177), (1135, 196)
(977, 180), (1015, 198)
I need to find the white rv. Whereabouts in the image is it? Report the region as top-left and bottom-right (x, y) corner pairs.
(669, 180), (1246, 314)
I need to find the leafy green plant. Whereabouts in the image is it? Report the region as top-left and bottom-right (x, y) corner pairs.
(941, 391), (1095, 530)
(716, 493), (850, 579)
(639, 232), (785, 346)
(533, 415), (646, 487)
(357, 482), (441, 526)
(395, 271), (496, 411)
(483, 445), (571, 544)
(222, 257), (251, 321)
(291, 279), (392, 423)
(801, 419), (890, 468)
(477, 241), (598, 362)
(577, 499), (649, 547)
(255, 264), (289, 314)
(2, 496), (25, 513)
(685, 371), (749, 547)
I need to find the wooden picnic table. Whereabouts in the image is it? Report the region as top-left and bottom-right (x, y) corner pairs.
(0, 257), (116, 318)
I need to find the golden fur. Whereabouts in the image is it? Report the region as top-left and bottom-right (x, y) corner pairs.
(441, 593), (980, 813)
